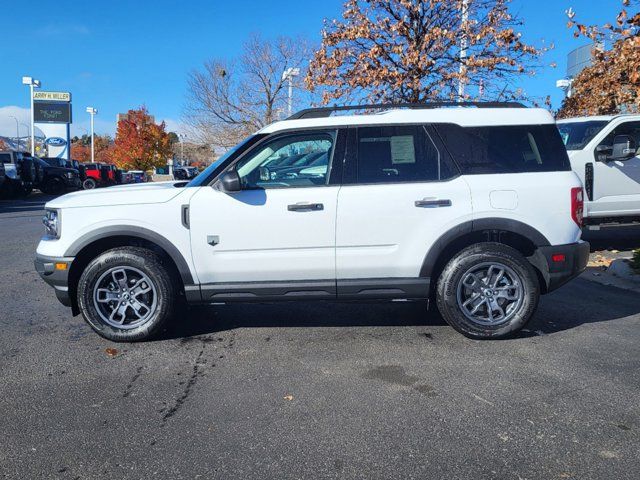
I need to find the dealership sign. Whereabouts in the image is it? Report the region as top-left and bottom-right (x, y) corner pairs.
(33, 91), (71, 102)
(44, 137), (67, 147)
(34, 101), (72, 123)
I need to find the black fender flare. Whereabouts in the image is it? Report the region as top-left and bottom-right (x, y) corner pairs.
(64, 225), (195, 285)
(419, 218), (551, 278)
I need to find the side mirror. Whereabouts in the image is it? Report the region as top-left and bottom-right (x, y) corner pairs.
(219, 170), (241, 192)
(611, 134), (637, 161)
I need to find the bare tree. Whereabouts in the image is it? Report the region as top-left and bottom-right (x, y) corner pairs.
(184, 34), (313, 148)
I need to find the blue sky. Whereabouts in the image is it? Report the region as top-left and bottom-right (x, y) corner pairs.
(0, 0), (625, 138)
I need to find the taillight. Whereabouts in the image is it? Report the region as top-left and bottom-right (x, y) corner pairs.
(571, 187), (584, 227)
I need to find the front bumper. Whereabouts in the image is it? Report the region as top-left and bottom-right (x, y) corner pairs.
(34, 253), (75, 307)
(530, 241), (590, 293)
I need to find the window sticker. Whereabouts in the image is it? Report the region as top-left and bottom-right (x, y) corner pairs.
(390, 136), (416, 164)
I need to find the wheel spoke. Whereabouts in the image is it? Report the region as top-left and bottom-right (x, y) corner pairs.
(130, 278), (151, 298)
(129, 298), (150, 318)
(109, 302), (128, 324)
(96, 288), (119, 303)
(462, 273), (486, 293)
(111, 269), (129, 290)
(489, 266), (505, 288)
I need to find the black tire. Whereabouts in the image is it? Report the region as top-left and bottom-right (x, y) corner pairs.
(436, 242), (540, 340)
(82, 178), (97, 190)
(42, 177), (65, 195)
(77, 247), (176, 342)
(20, 184), (33, 197)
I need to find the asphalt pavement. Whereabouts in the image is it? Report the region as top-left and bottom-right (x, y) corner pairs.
(1, 193), (639, 480)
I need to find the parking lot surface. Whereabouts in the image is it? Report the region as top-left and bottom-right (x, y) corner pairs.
(1, 193), (639, 480)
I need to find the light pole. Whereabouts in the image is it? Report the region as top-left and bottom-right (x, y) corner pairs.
(457, 0), (469, 103)
(86, 107), (98, 163)
(9, 116), (20, 150)
(282, 67), (300, 117)
(22, 76), (41, 155)
(178, 133), (186, 165)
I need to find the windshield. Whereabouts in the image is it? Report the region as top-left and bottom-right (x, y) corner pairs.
(557, 121), (609, 150)
(187, 135), (264, 187)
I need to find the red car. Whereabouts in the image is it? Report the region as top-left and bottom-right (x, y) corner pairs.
(79, 163), (117, 189)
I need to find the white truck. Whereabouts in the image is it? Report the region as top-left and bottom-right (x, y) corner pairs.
(35, 103), (589, 342)
(557, 115), (640, 228)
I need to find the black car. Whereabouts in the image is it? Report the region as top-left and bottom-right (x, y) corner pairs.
(35, 158), (82, 195)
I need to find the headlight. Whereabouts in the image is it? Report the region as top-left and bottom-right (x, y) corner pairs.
(43, 208), (61, 239)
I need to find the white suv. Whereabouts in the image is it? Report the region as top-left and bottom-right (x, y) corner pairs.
(557, 114), (640, 227)
(35, 103), (589, 342)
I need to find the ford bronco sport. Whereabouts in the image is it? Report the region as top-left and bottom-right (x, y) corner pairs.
(35, 103), (589, 342)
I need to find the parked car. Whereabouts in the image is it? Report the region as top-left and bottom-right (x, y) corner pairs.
(41, 157), (71, 169)
(78, 163), (116, 189)
(173, 166), (199, 180)
(35, 102), (589, 342)
(0, 160), (5, 188)
(557, 114), (640, 229)
(127, 170), (146, 183)
(0, 151), (36, 197)
(34, 158), (82, 195)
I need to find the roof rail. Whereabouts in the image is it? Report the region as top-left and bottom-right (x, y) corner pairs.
(287, 102), (527, 120)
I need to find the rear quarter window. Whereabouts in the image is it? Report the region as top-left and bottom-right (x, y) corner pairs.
(435, 124), (571, 174)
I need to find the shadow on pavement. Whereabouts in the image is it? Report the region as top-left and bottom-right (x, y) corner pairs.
(159, 278), (640, 341)
(161, 300), (444, 341)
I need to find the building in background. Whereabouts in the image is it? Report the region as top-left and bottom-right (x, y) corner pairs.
(116, 112), (155, 125)
(556, 43), (599, 98)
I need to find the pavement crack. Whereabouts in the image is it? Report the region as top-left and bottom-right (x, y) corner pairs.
(122, 366), (143, 398)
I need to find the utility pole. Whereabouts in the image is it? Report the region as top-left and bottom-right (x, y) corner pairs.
(9, 116), (20, 150)
(458, 0), (469, 103)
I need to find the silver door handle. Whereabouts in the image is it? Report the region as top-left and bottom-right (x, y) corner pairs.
(415, 199), (452, 208)
(288, 203), (324, 212)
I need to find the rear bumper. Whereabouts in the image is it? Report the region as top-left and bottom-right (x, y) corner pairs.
(34, 253), (74, 307)
(530, 241), (590, 293)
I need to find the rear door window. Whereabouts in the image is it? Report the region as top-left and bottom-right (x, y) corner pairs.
(435, 124), (571, 174)
(355, 125), (455, 184)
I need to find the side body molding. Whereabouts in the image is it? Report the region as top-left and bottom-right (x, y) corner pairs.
(64, 226), (195, 286)
(420, 218), (551, 278)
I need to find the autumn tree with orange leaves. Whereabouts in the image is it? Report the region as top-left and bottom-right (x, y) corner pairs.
(557, 0), (640, 118)
(112, 107), (172, 171)
(306, 0), (549, 104)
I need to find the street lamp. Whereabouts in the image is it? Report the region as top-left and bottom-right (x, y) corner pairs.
(9, 116), (20, 150)
(178, 133), (186, 165)
(86, 107), (98, 163)
(281, 67), (300, 117)
(22, 76), (41, 155)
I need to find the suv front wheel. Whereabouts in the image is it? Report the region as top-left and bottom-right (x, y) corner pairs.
(436, 243), (540, 339)
(77, 247), (176, 341)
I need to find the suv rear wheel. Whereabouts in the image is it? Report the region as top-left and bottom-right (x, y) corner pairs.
(436, 243), (540, 339)
(77, 247), (176, 341)
(82, 178), (97, 190)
